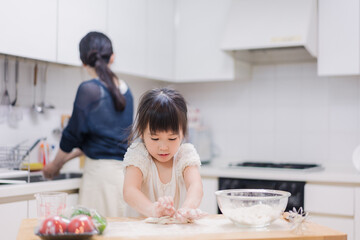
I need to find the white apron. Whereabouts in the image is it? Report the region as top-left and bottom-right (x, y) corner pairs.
(78, 158), (126, 217)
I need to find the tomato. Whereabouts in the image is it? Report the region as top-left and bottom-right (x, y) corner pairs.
(39, 215), (69, 235)
(68, 215), (96, 234)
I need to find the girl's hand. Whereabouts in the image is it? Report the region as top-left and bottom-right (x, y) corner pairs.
(152, 196), (176, 217)
(175, 208), (207, 223)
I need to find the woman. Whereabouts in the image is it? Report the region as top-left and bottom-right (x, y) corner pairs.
(43, 32), (134, 217)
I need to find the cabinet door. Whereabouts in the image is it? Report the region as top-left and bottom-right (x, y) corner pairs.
(305, 184), (354, 216)
(28, 199), (37, 219)
(108, 0), (147, 76)
(0, 201), (27, 240)
(318, 0), (360, 76)
(0, 0), (57, 61)
(175, 0), (234, 82)
(57, 0), (108, 66)
(309, 215), (354, 240)
(199, 177), (218, 214)
(146, 0), (175, 81)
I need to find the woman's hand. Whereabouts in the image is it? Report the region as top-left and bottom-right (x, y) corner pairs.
(175, 208), (207, 223)
(42, 161), (62, 179)
(152, 196), (176, 218)
(42, 148), (82, 179)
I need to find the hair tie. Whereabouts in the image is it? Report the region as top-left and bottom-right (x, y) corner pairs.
(89, 50), (105, 65)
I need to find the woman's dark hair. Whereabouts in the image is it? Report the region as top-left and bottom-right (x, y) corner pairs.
(130, 88), (188, 142)
(79, 31), (126, 111)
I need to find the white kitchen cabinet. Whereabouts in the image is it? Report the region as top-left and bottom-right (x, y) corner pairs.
(305, 183), (355, 240)
(108, 0), (147, 77)
(57, 0), (108, 66)
(0, 0), (57, 62)
(304, 184), (354, 216)
(146, 0), (234, 82)
(174, 0), (234, 82)
(318, 0), (360, 76)
(109, 0), (235, 82)
(308, 215), (354, 240)
(355, 187), (360, 240)
(0, 201), (28, 240)
(146, 0), (175, 81)
(199, 177), (218, 214)
(28, 199), (37, 219)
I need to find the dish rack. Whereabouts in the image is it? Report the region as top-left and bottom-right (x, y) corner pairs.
(0, 145), (30, 170)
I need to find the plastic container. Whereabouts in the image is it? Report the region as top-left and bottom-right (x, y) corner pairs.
(34, 192), (68, 223)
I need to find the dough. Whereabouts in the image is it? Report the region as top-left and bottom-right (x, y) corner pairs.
(144, 216), (193, 225)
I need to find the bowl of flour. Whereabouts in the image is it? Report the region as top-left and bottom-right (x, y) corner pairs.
(215, 189), (291, 228)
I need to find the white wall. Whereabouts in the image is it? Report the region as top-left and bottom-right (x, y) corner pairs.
(1, 56), (359, 168)
(175, 61), (360, 168)
(0, 56), (161, 166)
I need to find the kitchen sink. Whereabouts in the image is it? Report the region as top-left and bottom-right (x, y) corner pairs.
(0, 172), (82, 184)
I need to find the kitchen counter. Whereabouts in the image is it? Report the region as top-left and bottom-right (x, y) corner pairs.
(17, 215), (346, 240)
(200, 163), (360, 185)
(0, 171), (81, 203)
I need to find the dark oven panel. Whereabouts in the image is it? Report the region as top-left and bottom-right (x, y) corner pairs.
(218, 178), (305, 212)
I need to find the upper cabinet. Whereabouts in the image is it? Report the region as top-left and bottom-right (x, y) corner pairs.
(108, 0), (147, 77)
(0, 0), (234, 82)
(0, 0), (57, 62)
(109, 0), (234, 82)
(174, 0), (234, 82)
(145, 0), (234, 82)
(318, 0), (360, 76)
(146, 0), (175, 81)
(57, 0), (108, 66)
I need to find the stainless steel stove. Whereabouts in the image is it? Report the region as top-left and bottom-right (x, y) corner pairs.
(228, 161), (322, 170)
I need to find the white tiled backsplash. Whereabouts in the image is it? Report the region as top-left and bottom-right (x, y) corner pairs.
(0, 56), (359, 168)
(176, 61), (360, 167)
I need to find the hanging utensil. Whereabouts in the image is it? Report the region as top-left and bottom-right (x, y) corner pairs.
(11, 58), (19, 106)
(0, 57), (10, 124)
(7, 58), (22, 127)
(40, 64), (54, 111)
(1, 57), (11, 105)
(31, 63), (38, 112)
(37, 64), (47, 113)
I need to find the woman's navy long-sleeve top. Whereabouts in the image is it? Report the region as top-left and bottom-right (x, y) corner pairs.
(60, 79), (133, 160)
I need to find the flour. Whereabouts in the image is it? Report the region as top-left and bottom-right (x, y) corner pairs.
(103, 216), (293, 238)
(222, 204), (280, 226)
(144, 216), (193, 224)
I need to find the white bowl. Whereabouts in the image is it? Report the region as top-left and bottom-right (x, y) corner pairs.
(215, 189), (291, 228)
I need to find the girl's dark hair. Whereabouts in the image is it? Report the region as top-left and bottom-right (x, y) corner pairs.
(130, 88), (188, 142)
(79, 31), (126, 111)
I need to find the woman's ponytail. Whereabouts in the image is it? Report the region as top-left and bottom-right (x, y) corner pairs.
(80, 32), (126, 112)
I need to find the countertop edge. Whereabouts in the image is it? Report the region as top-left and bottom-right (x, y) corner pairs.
(200, 165), (360, 185)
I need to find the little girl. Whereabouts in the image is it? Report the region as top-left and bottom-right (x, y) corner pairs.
(123, 88), (204, 222)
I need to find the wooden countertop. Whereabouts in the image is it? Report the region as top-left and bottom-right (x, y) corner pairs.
(17, 215), (346, 240)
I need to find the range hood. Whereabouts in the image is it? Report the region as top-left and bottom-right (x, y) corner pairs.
(221, 0), (317, 64)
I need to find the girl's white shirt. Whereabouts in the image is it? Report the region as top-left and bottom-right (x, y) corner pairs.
(123, 142), (201, 217)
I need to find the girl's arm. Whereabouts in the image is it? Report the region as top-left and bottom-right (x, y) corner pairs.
(175, 165), (205, 222)
(181, 165), (204, 209)
(123, 166), (175, 217)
